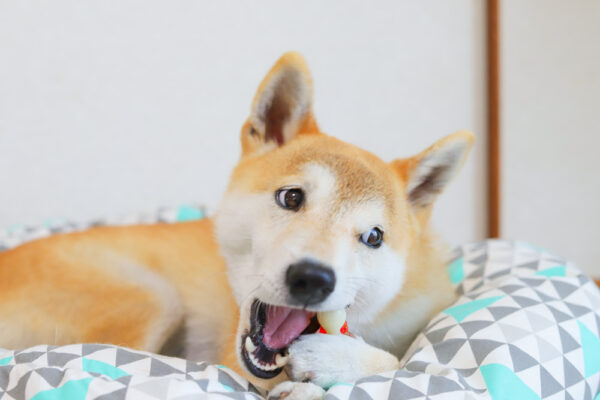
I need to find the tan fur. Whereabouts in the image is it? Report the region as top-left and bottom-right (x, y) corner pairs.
(0, 52), (474, 390)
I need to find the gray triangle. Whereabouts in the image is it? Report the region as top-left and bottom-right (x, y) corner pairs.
(150, 358), (184, 376)
(563, 358), (584, 387)
(7, 370), (32, 400)
(507, 345), (538, 372)
(432, 339), (467, 364)
(498, 323), (531, 342)
(356, 374), (392, 384)
(218, 369), (246, 392)
(35, 368), (66, 387)
(469, 340), (504, 365)
(584, 382), (592, 399)
(488, 306), (520, 321)
(186, 361), (208, 373)
(534, 289), (557, 302)
(116, 348), (148, 367)
(455, 367), (478, 377)
(468, 253), (487, 266)
(194, 379), (209, 391)
(520, 277), (545, 287)
(552, 281), (579, 299)
(0, 365), (14, 390)
(546, 305), (572, 322)
(578, 275), (590, 286)
(460, 321), (494, 337)
(95, 388), (127, 400)
(427, 375), (462, 395)
(499, 284), (525, 294)
(14, 351), (45, 363)
(565, 392), (575, 400)
(404, 361), (428, 372)
(487, 268), (512, 280)
(425, 325), (453, 343)
(540, 366), (563, 397)
(347, 386), (374, 400)
(48, 352), (79, 367)
(517, 261), (540, 270)
(559, 326), (581, 353)
(115, 375), (132, 386)
(82, 344), (108, 356)
(389, 378), (426, 399)
(511, 295), (539, 308)
(466, 267), (484, 279)
(564, 302), (591, 318)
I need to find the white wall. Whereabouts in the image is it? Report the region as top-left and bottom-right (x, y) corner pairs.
(0, 1), (487, 248)
(501, 1), (600, 275)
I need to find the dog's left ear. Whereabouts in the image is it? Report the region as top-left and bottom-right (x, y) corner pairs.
(241, 52), (319, 156)
(392, 131), (475, 209)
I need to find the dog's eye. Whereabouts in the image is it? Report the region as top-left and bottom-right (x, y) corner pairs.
(275, 188), (304, 211)
(360, 227), (384, 248)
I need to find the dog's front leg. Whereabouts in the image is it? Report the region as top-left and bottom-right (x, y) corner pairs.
(285, 333), (400, 389)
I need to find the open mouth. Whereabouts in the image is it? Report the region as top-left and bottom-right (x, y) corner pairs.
(241, 299), (320, 379)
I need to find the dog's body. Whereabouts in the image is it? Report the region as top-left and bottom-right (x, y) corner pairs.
(0, 53), (473, 398)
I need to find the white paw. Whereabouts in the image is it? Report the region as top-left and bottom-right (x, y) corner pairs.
(286, 333), (399, 388)
(267, 381), (325, 400)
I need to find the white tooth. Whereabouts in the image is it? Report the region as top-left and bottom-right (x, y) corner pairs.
(275, 353), (289, 367)
(249, 353), (261, 368)
(245, 337), (256, 352)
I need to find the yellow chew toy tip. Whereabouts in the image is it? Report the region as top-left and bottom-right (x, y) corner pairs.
(317, 309), (347, 334)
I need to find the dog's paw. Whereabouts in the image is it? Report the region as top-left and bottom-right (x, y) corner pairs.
(286, 333), (400, 388)
(267, 381), (325, 400)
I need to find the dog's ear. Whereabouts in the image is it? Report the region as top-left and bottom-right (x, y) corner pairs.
(391, 131), (475, 209)
(241, 52), (319, 156)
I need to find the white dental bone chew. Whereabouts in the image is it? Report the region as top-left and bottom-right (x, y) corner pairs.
(317, 309), (346, 334)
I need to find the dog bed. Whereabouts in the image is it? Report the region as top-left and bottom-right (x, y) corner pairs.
(1, 208), (599, 399)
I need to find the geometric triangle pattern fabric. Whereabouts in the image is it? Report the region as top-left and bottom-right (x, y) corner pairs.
(2, 221), (600, 399)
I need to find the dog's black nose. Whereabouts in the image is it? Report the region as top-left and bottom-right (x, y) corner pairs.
(286, 260), (336, 306)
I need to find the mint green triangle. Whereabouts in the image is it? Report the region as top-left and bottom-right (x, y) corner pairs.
(82, 358), (129, 379)
(535, 265), (566, 277)
(176, 205), (204, 222)
(0, 356), (12, 366)
(444, 296), (503, 322)
(577, 321), (600, 377)
(31, 378), (93, 400)
(447, 258), (464, 284)
(480, 363), (540, 400)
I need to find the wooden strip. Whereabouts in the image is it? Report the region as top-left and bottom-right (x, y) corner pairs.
(487, 0), (501, 238)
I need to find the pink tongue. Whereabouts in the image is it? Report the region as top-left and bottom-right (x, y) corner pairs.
(262, 305), (312, 349)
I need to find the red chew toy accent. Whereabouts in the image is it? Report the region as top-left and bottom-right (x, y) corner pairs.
(318, 321), (349, 335)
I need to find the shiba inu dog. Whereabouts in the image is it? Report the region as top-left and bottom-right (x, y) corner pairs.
(0, 53), (474, 399)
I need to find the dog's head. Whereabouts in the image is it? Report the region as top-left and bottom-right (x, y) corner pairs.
(214, 53), (474, 380)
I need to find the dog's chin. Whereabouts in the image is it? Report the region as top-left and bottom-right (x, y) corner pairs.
(240, 299), (321, 379)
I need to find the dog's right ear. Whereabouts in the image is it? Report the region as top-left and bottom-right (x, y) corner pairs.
(241, 52), (320, 156)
